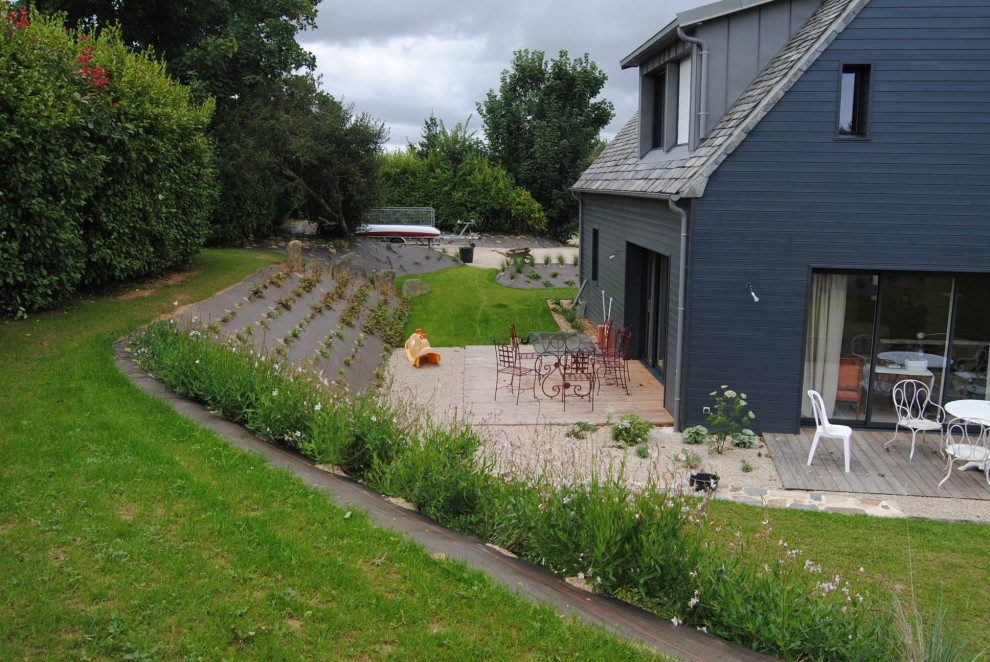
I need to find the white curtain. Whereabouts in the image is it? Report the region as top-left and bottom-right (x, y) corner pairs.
(802, 274), (848, 417)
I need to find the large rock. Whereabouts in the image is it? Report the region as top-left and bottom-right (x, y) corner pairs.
(373, 269), (396, 295)
(286, 240), (303, 272)
(401, 279), (430, 297)
(332, 252), (367, 280)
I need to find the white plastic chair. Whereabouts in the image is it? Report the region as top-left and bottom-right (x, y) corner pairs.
(807, 389), (853, 472)
(884, 379), (945, 460)
(938, 419), (990, 489)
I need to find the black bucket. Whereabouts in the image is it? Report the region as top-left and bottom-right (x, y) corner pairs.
(689, 472), (720, 492)
(459, 243), (475, 263)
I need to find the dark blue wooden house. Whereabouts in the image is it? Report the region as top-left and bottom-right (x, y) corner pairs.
(572, 0), (990, 433)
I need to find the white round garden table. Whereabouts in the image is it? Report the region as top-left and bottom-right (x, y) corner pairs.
(945, 399), (990, 426)
(944, 399), (990, 471)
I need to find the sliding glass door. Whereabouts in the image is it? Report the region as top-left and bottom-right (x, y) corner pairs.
(803, 271), (990, 427)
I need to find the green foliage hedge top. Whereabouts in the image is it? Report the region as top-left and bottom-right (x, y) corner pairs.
(0, 5), (217, 317)
(377, 115), (547, 235)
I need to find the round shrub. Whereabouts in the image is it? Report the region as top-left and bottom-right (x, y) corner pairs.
(682, 425), (709, 444)
(611, 413), (652, 446)
(732, 429), (759, 449)
(0, 7), (216, 316)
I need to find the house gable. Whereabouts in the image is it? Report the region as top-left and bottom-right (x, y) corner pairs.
(572, 0), (868, 199)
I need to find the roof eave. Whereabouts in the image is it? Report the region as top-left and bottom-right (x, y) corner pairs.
(620, 18), (679, 69)
(621, 0), (781, 69)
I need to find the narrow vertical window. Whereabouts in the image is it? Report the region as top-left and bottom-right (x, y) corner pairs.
(650, 73), (665, 149)
(838, 64), (870, 136)
(591, 228), (600, 282)
(676, 56), (692, 145)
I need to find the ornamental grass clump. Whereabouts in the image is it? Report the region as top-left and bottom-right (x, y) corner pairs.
(486, 467), (710, 614)
(707, 386), (756, 453)
(380, 423), (495, 531)
(682, 517), (891, 661)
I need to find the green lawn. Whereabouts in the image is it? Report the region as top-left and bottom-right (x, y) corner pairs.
(0, 249), (664, 661)
(398, 266), (577, 346)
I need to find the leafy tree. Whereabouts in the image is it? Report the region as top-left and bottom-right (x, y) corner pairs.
(478, 49), (613, 240)
(34, 0), (386, 243)
(1, 6), (216, 316)
(31, 0), (319, 107)
(210, 73), (385, 242)
(378, 115), (546, 235)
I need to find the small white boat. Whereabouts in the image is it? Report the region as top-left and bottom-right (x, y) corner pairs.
(354, 223), (441, 242)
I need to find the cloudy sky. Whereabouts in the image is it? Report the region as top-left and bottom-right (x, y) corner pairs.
(299, 0), (699, 149)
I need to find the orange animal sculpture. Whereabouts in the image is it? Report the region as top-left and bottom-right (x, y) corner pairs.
(404, 329), (441, 367)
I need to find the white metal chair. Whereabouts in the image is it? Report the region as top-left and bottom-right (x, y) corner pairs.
(851, 334), (873, 361)
(807, 390), (853, 472)
(884, 379), (946, 460)
(938, 419), (990, 489)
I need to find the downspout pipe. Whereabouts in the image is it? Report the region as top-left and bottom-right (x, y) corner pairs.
(677, 26), (709, 137)
(668, 195), (689, 430)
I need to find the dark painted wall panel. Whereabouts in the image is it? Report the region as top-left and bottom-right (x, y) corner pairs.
(681, 0), (990, 432)
(581, 194), (684, 413)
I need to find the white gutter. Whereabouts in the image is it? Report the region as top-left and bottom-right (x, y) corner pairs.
(677, 26), (710, 138)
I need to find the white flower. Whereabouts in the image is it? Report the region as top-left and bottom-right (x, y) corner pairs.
(671, 617), (681, 627)
(724, 390), (737, 399)
(314, 403), (322, 411)
(272, 389), (278, 397)
(173, 301), (178, 306)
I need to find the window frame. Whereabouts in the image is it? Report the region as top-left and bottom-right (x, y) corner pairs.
(640, 51), (692, 155)
(591, 228), (600, 283)
(836, 63), (872, 139)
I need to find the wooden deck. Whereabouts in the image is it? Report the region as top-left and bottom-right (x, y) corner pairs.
(765, 429), (990, 500)
(464, 346), (673, 427)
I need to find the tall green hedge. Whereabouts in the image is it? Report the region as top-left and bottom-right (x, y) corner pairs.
(0, 6), (217, 317)
(377, 149), (547, 235)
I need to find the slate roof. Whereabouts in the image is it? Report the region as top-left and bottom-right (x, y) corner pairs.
(572, 0), (869, 199)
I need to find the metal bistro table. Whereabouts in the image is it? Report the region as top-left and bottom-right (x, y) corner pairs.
(528, 332), (597, 400)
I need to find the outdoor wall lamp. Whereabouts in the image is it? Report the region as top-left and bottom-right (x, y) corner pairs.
(746, 282), (760, 303)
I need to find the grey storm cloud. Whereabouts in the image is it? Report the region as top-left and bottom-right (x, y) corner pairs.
(300, 0), (699, 148)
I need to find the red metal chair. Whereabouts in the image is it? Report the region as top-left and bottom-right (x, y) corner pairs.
(560, 349), (596, 411)
(509, 323), (538, 362)
(598, 326), (631, 394)
(494, 341), (535, 404)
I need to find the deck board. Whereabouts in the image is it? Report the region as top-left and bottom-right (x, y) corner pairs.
(765, 429), (990, 500)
